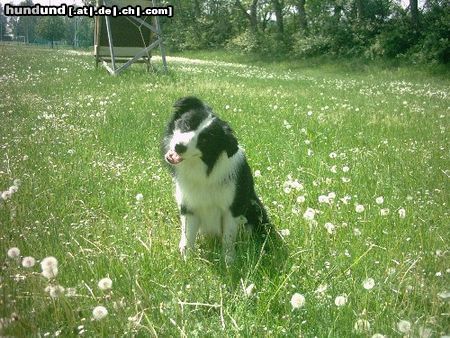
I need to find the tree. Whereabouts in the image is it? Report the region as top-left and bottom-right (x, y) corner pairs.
(0, 5), (7, 40)
(271, 0), (284, 35)
(235, 0), (260, 32)
(36, 16), (65, 48)
(295, 0), (308, 35)
(410, 0), (419, 28)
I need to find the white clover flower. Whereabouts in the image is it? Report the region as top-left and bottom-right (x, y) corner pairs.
(397, 319), (412, 333)
(398, 208), (406, 219)
(380, 208), (390, 216)
(296, 195), (306, 204)
(303, 208), (316, 221)
(22, 256), (36, 268)
(375, 196), (384, 204)
(290, 293), (305, 309)
(254, 170), (261, 177)
(342, 165), (350, 173)
(354, 319), (371, 332)
(92, 306), (108, 320)
(324, 222), (335, 235)
(135, 193), (144, 201)
(98, 277), (113, 291)
(7, 247), (20, 259)
(363, 278), (375, 290)
(244, 283), (255, 297)
(355, 204), (365, 213)
(334, 295), (347, 307)
(329, 152), (337, 159)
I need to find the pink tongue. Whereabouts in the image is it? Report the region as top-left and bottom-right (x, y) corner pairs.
(165, 149), (183, 164)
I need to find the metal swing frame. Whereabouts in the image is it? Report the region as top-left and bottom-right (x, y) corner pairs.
(94, 0), (168, 75)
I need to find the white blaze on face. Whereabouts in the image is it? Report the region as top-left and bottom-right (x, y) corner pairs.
(165, 115), (215, 165)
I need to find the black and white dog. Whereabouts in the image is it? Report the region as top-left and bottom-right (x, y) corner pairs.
(162, 97), (270, 264)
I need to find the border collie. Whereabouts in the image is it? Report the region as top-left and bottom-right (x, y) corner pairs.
(162, 97), (270, 264)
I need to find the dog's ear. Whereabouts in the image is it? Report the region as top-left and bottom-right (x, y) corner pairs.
(223, 124), (238, 157)
(173, 96), (205, 113)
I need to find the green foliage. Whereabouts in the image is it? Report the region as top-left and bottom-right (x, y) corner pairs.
(36, 16), (66, 46)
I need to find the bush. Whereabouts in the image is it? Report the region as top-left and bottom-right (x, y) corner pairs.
(291, 33), (331, 58)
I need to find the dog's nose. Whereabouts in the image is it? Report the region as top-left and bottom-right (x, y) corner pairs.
(175, 143), (187, 154)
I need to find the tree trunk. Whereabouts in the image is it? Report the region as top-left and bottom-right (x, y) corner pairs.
(296, 0), (307, 35)
(410, 0), (419, 28)
(272, 0), (284, 35)
(235, 0), (259, 32)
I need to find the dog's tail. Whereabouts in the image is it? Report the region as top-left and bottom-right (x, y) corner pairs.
(246, 198), (281, 249)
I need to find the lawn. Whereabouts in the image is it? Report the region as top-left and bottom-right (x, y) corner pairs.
(0, 45), (449, 337)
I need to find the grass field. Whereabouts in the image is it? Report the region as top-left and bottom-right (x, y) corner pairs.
(0, 45), (449, 337)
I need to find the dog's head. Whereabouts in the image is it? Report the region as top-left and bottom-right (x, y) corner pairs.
(163, 97), (238, 171)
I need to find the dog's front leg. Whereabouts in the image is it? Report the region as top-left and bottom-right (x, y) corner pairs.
(179, 214), (199, 260)
(222, 212), (238, 265)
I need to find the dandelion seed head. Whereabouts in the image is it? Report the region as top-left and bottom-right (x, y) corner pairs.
(40, 256), (58, 270)
(371, 334), (386, 338)
(355, 204), (365, 213)
(303, 208), (316, 221)
(342, 165), (350, 172)
(334, 295), (347, 307)
(380, 208), (390, 216)
(296, 195), (306, 204)
(290, 293), (305, 309)
(7, 247), (20, 259)
(397, 320), (411, 333)
(329, 152), (337, 159)
(353, 228), (362, 236)
(244, 283), (255, 297)
(92, 306), (108, 320)
(318, 195), (330, 203)
(324, 222), (335, 234)
(398, 208), (406, 218)
(375, 196), (384, 204)
(48, 285), (65, 298)
(254, 170), (261, 177)
(135, 193), (144, 201)
(363, 278), (375, 290)
(22, 256), (36, 268)
(98, 277), (113, 291)
(1, 190), (12, 200)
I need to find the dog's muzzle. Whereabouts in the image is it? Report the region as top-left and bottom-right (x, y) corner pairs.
(165, 149), (183, 165)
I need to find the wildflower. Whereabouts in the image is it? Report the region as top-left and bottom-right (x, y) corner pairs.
(329, 152), (337, 159)
(318, 195), (329, 203)
(92, 306), (108, 320)
(354, 319), (370, 333)
(375, 196), (384, 204)
(353, 228), (362, 236)
(303, 208), (315, 221)
(1, 190), (12, 200)
(290, 293), (305, 309)
(22, 256), (36, 268)
(324, 222), (335, 235)
(330, 165), (337, 173)
(397, 319), (411, 334)
(363, 278), (375, 290)
(296, 195), (305, 204)
(380, 208), (390, 216)
(135, 193), (143, 201)
(7, 247), (20, 259)
(98, 277), (113, 291)
(279, 229), (290, 237)
(342, 165), (350, 172)
(41, 256), (58, 279)
(355, 204), (365, 213)
(244, 283), (255, 297)
(254, 170), (261, 177)
(334, 295), (347, 307)
(47, 285), (65, 298)
(398, 208), (406, 218)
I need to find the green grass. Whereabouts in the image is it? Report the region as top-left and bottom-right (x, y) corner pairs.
(0, 45), (449, 337)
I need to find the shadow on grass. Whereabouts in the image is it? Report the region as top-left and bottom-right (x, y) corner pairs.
(197, 228), (290, 289)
